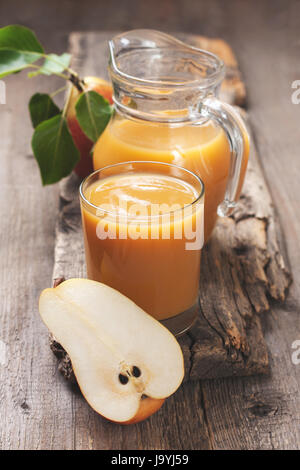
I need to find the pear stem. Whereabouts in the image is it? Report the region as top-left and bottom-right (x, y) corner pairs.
(68, 73), (85, 93)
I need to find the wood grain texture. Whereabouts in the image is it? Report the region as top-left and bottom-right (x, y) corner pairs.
(50, 32), (291, 384)
(1, 0), (300, 450)
(0, 72), (70, 450)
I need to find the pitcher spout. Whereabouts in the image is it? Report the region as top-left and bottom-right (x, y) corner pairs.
(109, 29), (225, 123)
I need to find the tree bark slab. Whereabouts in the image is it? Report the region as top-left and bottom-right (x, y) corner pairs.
(50, 33), (291, 382)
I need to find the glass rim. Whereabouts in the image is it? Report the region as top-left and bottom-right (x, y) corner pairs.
(79, 160), (205, 221)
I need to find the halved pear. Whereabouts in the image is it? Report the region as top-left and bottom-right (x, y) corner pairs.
(39, 278), (184, 423)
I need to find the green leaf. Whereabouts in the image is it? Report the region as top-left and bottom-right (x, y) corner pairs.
(0, 26), (71, 79)
(28, 53), (71, 77)
(29, 93), (61, 128)
(0, 49), (41, 78)
(31, 114), (80, 185)
(75, 91), (112, 143)
(0, 25), (44, 53)
(0, 25), (44, 77)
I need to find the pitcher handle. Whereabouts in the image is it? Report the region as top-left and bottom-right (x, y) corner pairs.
(200, 96), (250, 217)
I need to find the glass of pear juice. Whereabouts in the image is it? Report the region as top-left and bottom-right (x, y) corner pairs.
(79, 161), (205, 336)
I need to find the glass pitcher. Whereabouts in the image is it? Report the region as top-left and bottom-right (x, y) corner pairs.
(93, 30), (250, 242)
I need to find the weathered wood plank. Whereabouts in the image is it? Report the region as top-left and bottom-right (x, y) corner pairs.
(198, 0), (300, 449)
(0, 76), (74, 450)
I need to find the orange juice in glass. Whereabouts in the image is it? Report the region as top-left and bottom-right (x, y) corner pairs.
(80, 161), (204, 335)
(93, 30), (249, 242)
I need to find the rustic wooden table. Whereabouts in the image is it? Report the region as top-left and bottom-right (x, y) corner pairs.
(0, 0), (300, 450)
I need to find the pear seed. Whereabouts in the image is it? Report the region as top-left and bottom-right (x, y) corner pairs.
(118, 373), (129, 385)
(132, 366), (141, 378)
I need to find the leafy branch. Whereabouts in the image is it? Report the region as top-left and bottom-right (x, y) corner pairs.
(0, 25), (113, 184)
